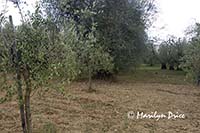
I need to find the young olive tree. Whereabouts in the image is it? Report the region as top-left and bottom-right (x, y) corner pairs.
(77, 25), (113, 90)
(0, 1), (78, 132)
(65, 8), (113, 91)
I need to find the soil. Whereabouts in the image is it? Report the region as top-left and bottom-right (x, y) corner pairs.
(0, 81), (200, 133)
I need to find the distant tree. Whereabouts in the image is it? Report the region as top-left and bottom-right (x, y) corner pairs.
(143, 40), (159, 66)
(172, 38), (186, 70)
(158, 41), (168, 69)
(158, 37), (186, 70)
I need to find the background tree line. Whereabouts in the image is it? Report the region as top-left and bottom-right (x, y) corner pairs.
(143, 24), (200, 85)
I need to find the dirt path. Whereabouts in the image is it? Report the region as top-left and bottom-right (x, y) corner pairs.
(0, 81), (200, 133)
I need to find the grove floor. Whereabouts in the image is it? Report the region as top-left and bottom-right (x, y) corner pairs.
(0, 68), (200, 133)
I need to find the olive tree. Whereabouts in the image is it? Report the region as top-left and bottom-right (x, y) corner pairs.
(158, 41), (169, 69)
(182, 40), (200, 85)
(182, 23), (200, 85)
(0, 1), (78, 132)
(143, 40), (159, 66)
(158, 37), (186, 70)
(42, 0), (156, 72)
(65, 7), (113, 90)
(75, 25), (113, 90)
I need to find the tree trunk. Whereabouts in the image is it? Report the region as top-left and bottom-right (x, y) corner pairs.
(23, 68), (32, 133)
(17, 72), (27, 133)
(176, 67), (182, 71)
(3, 71), (7, 83)
(161, 63), (167, 69)
(9, 15), (27, 133)
(197, 75), (200, 86)
(169, 65), (175, 70)
(176, 65), (182, 71)
(88, 67), (92, 91)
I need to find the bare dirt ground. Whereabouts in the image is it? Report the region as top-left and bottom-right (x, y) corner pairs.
(0, 80), (200, 133)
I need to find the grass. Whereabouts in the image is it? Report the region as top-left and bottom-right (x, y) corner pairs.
(117, 64), (189, 85)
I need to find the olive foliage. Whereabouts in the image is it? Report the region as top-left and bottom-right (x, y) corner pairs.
(182, 23), (200, 84)
(41, 0), (156, 72)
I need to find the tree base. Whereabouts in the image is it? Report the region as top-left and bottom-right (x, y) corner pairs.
(161, 64), (167, 69)
(87, 88), (96, 93)
(169, 66), (175, 70)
